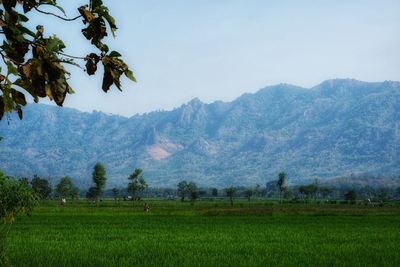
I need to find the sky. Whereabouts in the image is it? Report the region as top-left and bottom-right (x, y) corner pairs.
(29, 0), (400, 116)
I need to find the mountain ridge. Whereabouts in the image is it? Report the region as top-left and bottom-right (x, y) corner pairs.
(0, 79), (399, 188)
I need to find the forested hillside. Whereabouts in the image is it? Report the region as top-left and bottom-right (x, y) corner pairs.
(1, 79), (399, 187)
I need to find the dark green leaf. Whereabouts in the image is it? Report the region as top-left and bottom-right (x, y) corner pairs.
(109, 51), (121, 57)
(6, 61), (18, 77)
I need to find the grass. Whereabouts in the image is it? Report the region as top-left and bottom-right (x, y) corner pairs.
(6, 199), (400, 266)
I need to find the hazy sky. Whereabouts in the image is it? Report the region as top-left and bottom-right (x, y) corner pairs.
(30, 0), (400, 116)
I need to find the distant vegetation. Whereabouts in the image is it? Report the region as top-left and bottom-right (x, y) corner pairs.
(127, 168), (147, 206)
(8, 169), (400, 206)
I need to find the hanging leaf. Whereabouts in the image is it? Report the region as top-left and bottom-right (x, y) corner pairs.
(11, 89), (27, 106)
(124, 69), (136, 82)
(85, 53), (100, 75)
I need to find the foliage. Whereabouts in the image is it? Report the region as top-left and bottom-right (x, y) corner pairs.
(86, 187), (98, 201)
(277, 172), (286, 203)
(127, 168), (147, 205)
(211, 188), (218, 197)
(177, 181), (188, 202)
(55, 176), (73, 199)
(71, 187), (80, 200)
(187, 182), (198, 205)
(319, 187), (333, 198)
(19, 177), (29, 187)
(283, 188), (293, 200)
(0, 171), (38, 224)
(91, 162), (106, 205)
(111, 188), (119, 202)
(177, 181), (198, 203)
(0, 171), (38, 265)
(0, 0), (135, 120)
(299, 183), (318, 200)
(224, 187), (236, 206)
(344, 190), (357, 203)
(377, 189), (389, 202)
(244, 189), (254, 202)
(31, 175), (52, 199)
(277, 172), (286, 192)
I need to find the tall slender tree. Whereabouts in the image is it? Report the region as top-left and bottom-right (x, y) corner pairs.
(127, 168), (147, 206)
(277, 172), (286, 203)
(92, 162), (106, 206)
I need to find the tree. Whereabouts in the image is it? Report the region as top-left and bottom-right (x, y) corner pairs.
(0, 171), (38, 224)
(283, 188), (293, 200)
(344, 190), (357, 204)
(111, 188), (119, 204)
(92, 162), (106, 206)
(277, 172), (286, 203)
(254, 184), (261, 197)
(299, 183), (318, 201)
(377, 188), (389, 203)
(0, 0), (135, 120)
(31, 175), (52, 199)
(211, 188), (218, 197)
(56, 176), (73, 199)
(127, 168), (147, 206)
(86, 187), (98, 201)
(395, 187), (400, 199)
(225, 187), (236, 206)
(71, 187), (80, 200)
(177, 181), (188, 202)
(187, 182), (198, 206)
(0, 171), (38, 265)
(320, 187), (333, 199)
(19, 177), (29, 187)
(265, 180), (278, 198)
(244, 189), (254, 202)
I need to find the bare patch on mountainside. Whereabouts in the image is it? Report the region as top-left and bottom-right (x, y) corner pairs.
(146, 141), (183, 161)
(147, 145), (171, 160)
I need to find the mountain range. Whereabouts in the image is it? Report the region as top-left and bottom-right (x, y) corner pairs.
(0, 79), (399, 188)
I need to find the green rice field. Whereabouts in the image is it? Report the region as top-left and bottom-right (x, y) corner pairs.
(5, 200), (400, 266)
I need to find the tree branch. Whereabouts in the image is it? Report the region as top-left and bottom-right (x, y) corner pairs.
(0, 50), (21, 66)
(34, 7), (81, 22)
(57, 52), (86, 60)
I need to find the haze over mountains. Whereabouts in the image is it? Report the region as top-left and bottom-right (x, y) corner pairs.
(0, 79), (399, 188)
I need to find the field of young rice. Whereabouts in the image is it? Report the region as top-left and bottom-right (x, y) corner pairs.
(6, 200), (400, 266)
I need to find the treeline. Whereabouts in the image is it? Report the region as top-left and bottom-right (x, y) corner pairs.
(145, 172), (400, 205)
(17, 163), (148, 205)
(142, 183), (400, 203)
(17, 168), (400, 205)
